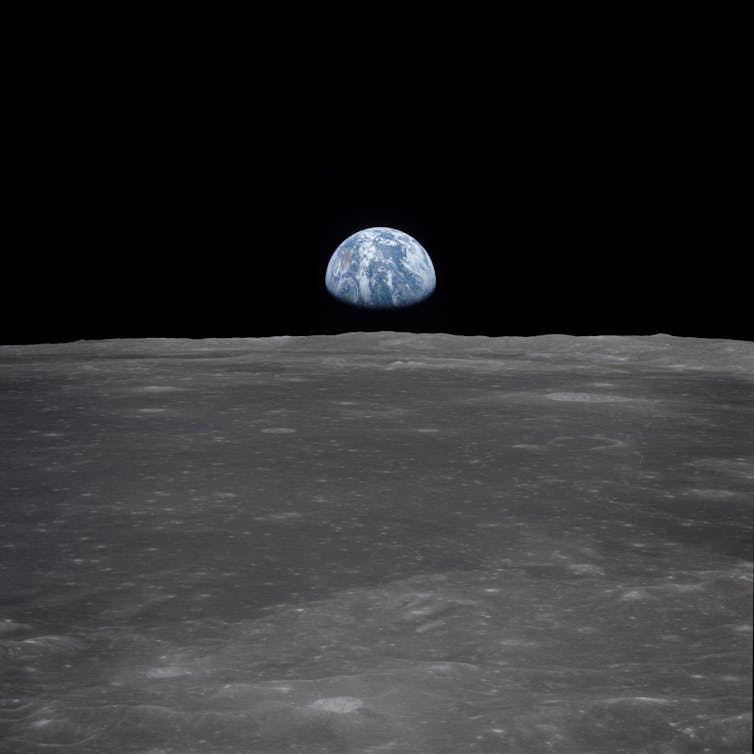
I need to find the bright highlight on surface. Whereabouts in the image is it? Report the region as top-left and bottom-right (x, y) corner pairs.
(325, 227), (436, 309)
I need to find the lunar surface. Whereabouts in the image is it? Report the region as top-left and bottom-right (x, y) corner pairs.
(0, 333), (752, 753)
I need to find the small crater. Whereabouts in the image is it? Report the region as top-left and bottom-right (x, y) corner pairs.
(307, 697), (363, 714)
(545, 392), (632, 403)
(146, 666), (192, 679)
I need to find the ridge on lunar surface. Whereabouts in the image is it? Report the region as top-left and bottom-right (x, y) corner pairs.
(0, 333), (752, 753)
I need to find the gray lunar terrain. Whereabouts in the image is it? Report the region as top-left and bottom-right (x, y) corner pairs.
(1, 332), (752, 753)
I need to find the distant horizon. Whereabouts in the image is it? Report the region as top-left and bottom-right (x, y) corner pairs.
(4, 330), (754, 347)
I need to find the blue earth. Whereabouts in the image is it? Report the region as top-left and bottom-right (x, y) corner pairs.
(325, 227), (436, 309)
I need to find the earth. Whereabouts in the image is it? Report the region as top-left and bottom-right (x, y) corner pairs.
(325, 227), (436, 308)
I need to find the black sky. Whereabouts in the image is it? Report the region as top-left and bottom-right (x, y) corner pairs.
(4, 28), (747, 345)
